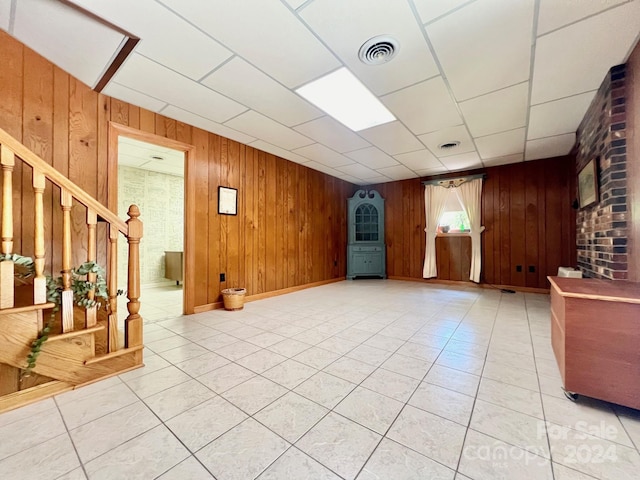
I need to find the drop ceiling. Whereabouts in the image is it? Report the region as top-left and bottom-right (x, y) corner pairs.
(3, 0), (639, 185)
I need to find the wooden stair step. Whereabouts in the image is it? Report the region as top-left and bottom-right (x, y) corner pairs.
(84, 344), (143, 365)
(46, 324), (104, 343)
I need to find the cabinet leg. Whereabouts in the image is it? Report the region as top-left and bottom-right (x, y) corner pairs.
(562, 388), (579, 402)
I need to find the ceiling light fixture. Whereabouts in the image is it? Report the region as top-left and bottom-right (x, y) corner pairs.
(358, 36), (399, 65)
(296, 67), (396, 131)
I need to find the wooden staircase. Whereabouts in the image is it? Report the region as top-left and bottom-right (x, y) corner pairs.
(0, 127), (144, 414)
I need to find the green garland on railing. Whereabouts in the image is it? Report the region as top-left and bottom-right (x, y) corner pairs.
(0, 254), (117, 379)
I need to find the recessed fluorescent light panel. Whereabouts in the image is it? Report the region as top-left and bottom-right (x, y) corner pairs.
(296, 67), (396, 131)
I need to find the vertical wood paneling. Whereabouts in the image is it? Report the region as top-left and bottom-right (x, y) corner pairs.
(510, 165), (525, 286)
(372, 156), (575, 289)
(51, 66), (69, 276)
(1, 30), (353, 316)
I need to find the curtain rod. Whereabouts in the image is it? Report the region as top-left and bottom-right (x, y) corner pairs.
(421, 173), (486, 188)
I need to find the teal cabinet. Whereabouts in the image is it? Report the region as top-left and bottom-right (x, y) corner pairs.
(347, 190), (386, 279)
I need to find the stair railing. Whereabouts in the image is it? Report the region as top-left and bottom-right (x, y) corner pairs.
(0, 127), (142, 353)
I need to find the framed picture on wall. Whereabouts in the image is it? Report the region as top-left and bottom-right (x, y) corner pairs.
(578, 158), (599, 208)
(218, 186), (237, 215)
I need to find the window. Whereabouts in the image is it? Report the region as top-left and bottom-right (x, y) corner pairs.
(438, 191), (470, 232)
(355, 203), (379, 241)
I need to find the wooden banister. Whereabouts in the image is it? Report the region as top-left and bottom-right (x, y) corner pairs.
(0, 128), (144, 371)
(0, 127), (127, 234)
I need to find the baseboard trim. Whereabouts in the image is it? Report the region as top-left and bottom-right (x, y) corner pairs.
(387, 276), (549, 294)
(192, 277), (346, 313)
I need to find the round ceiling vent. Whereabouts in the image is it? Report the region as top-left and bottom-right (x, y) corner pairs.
(438, 141), (461, 151)
(358, 36), (399, 65)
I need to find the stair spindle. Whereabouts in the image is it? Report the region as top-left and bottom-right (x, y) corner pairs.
(85, 209), (97, 327)
(0, 145), (15, 309)
(32, 170), (46, 304)
(107, 226), (119, 352)
(60, 189), (74, 332)
(124, 205), (143, 348)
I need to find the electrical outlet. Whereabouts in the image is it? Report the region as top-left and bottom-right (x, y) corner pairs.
(220, 273), (225, 282)
(334, 260), (337, 266)
(516, 265), (522, 272)
(529, 266), (536, 273)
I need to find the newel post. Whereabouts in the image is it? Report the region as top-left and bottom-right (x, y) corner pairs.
(125, 205), (143, 348)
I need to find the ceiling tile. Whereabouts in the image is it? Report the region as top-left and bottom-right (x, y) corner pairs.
(417, 125), (475, 158)
(224, 110), (314, 150)
(294, 117), (371, 153)
(336, 163), (381, 180)
(70, 0), (232, 80)
(158, 0), (339, 88)
(414, 166), (449, 177)
(427, 0), (534, 101)
(475, 128), (526, 159)
(531, 1), (640, 104)
(248, 140), (311, 165)
(102, 82), (167, 113)
(345, 147), (399, 169)
(376, 165), (419, 181)
(337, 174), (365, 185)
(358, 122), (425, 155)
(525, 133), (575, 160)
(413, 0), (473, 24)
(292, 143), (354, 168)
(283, 0), (307, 10)
(301, 161), (344, 178)
(382, 77), (462, 135)
(0, 1), (10, 31)
(459, 82), (529, 137)
(483, 153), (524, 167)
(528, 91), (596, 140)
(438, 151), (482, 171)
(537, 0), (628, 35)
(114, 53), (247, 123)
(300, 0), (439, 95)
(393, 150), (444, 171)
(13, 0), (125, 88)
(202, 57), (323, 127)
(361, 175), (393, 185)
(162, 105), (256, 145)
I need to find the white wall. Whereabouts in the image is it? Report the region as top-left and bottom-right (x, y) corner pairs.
(118, 166), (184, 287)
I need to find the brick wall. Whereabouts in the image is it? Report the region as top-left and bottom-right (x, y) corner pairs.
(575, 64), (628, 279)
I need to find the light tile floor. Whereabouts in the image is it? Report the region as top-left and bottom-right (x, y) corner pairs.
(1, 280), (639, 479)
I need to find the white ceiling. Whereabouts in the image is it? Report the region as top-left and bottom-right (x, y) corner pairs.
(3, 0), (640, 185)
(118, 137), (185, 177)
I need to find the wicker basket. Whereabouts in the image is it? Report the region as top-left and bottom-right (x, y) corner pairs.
(221, 288), (246, 311)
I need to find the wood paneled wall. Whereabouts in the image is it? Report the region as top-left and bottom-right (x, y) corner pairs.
(436, 235), (471, 281)
(0, 32), (353, 312)
(370, 156), (576, 289)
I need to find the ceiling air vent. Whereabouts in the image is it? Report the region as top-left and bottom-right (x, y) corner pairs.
(358, 36), (399, 65)
(438, 141), (461, 151)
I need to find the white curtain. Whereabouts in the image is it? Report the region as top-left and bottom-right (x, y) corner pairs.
(422, 184), (450, 278)
(455, 178), (485, 283)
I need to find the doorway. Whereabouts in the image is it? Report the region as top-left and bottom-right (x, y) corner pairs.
(108, 123), (195, 323)
(117, 136), (185, 322)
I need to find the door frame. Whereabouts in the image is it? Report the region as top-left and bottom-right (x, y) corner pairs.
(108, 122), (196, 314)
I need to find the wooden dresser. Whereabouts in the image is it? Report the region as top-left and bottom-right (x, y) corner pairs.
(164, 251), (183, 284)
(548, 276), (640, 409)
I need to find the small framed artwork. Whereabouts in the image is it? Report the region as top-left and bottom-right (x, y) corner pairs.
(578, 158), (599, 208)
(218, 186), (237, 215)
